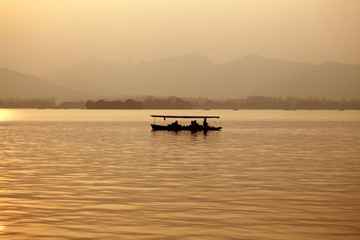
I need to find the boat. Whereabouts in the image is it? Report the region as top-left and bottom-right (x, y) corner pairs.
(150, 115), (222, 132)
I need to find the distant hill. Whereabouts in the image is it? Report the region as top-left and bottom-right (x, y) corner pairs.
(0, 68), (90, 100)
(41, 54), (360, 99)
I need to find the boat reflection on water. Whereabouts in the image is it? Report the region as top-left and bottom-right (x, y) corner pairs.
(150, 115), (222, 132)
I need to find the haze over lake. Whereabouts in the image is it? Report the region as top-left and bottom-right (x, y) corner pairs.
(1, 109), (359, 239)
(1, 0), (360, 239)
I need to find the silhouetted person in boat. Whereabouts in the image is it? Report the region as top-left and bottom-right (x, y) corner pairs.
(190, 120), (201, 131)
(192, 120), (199, 126)
(170, 120), (182, 131)
(203, 118), (208, 130)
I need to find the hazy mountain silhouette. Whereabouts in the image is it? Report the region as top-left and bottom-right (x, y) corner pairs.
(44, 53), (217, 97)
(44, 54), (360, 99)
(0, 68), (90, 100)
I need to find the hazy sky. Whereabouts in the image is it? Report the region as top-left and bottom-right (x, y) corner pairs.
(1, 0), (360, 74)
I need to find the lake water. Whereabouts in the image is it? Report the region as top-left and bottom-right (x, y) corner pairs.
(0, 109), (359, 240)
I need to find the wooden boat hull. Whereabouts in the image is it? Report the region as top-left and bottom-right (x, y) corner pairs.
(151, 124), (221, 132)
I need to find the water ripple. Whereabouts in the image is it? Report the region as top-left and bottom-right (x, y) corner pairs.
(1, 110), (360, 239)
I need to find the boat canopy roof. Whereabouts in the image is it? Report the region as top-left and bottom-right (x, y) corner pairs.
(150, 115), (220, 119)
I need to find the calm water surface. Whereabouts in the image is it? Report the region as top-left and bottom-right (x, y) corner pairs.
(0, 109), (359, 239)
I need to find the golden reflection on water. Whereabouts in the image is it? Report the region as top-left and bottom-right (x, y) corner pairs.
(0, 109), (14, 121)
(0, 110), (360, 239)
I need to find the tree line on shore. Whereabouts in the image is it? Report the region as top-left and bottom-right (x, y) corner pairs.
(1, 96), (359, 110)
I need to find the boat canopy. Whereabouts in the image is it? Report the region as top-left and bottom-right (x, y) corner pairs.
(150, 115), (220, 119)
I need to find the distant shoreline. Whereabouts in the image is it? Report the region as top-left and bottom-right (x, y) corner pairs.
(1, 96), (359, 110)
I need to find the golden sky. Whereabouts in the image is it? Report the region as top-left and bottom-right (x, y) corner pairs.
(1, 0), (359, 74)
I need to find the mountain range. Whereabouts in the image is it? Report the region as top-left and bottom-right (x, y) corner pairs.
(1, 54), (360, 100)
(0, 68), (90, 100)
